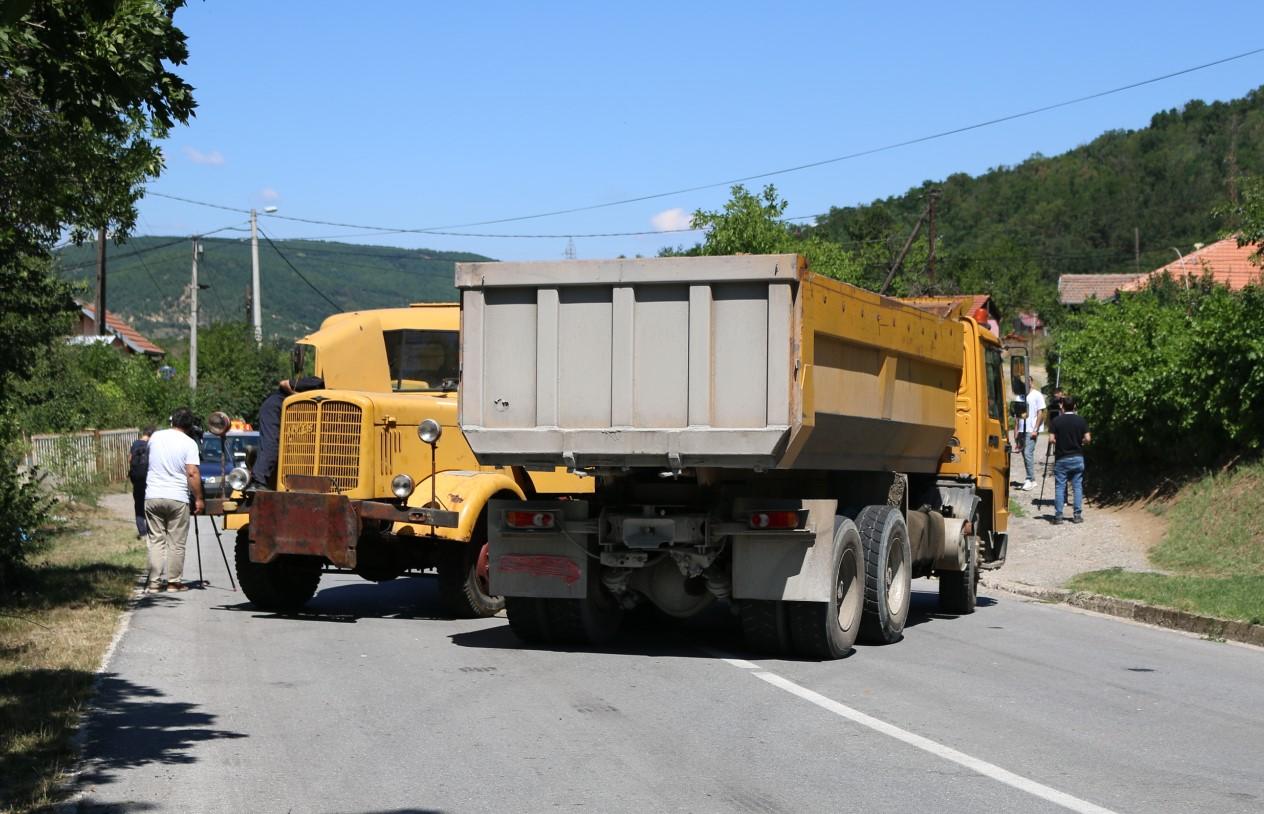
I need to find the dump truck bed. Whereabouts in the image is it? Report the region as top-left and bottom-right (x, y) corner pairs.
(456, 254), (964, 472)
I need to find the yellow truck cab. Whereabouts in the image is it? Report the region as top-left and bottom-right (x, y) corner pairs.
(228, 303), (592, 616)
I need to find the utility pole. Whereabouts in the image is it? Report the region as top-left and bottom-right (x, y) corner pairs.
(95, 226), (108, 335)
(564, 237), (577, 260)
(1134, 227), (1141, 274)
(250, 208), (263, 346)
(926, 190), (940, 286)
(190, 238), (201, 390)
(879, 203), (931, 296)
(244, 284), (253, 326)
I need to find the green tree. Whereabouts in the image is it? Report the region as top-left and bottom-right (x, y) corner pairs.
(1216, 175), (1264, 265)
(0, 0), (196, 586)
(663, 184), (864, 283)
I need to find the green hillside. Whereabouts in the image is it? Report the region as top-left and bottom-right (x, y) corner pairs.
(56, 237), (492, 341)
(809, 86), (1264, 315)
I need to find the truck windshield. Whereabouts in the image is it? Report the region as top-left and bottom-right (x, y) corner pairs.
(383, 329), (459, 392)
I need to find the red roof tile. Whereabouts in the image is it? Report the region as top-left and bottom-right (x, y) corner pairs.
(1122, 237), (1262, 292)
(898, 294), (997, 320)
(78, 303), (165, 356)
(1058, 273), (1143, 305)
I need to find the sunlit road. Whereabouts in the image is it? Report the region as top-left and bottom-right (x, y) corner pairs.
(72, 514), (1264, 813)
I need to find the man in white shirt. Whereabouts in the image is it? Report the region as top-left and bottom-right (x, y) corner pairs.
(1015, 385), (1047, 491)
(143, 407), (204, 592)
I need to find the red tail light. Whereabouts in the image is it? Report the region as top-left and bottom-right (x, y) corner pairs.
(505, 510), (558, 530)
(749, 511), (801, 530)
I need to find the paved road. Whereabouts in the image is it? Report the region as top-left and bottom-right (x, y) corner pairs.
(73, 515), (1264, 813)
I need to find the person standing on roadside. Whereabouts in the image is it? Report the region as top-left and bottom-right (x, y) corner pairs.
(1016, 381), (1047, 491)
(127, 426), (155, 539)
(1051, 396), (1091, 525)
(143, 408), (204, 593)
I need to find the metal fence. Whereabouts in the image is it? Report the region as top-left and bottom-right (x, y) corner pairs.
(24, 428), (139, 485)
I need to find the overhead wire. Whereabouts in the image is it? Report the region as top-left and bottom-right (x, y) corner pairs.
(257, 226), (342, 310)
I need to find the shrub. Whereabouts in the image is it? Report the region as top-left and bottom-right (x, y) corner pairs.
(1055, 277), (1264, 467)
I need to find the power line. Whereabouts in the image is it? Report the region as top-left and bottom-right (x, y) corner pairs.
(143, 48), (1264, 238)
(56, 223), (247, 271)
(257, 227), (341, 310)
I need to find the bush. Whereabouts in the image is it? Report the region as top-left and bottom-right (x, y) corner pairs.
(1055, 277), (1264, 467)
(0, 422), (57, 592)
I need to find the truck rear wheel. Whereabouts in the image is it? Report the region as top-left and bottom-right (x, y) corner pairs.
(787, 517), (863, 659)
(857, 506), (911, 644)
(739, 600), (792, 656)
(234, 527), (323, 612)
(540, 588), (622, 645)
(505, 597), (553, 643)
(938, 535), (979, 614)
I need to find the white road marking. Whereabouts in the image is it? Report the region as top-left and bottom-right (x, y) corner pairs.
(734, 666), (1119, 814)
(719, 657), (762, 669)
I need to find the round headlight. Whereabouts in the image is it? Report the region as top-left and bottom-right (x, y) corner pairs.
(226, 466), (251, 492)
(418, 419), (442, 445)
(391, 473), (415, 499)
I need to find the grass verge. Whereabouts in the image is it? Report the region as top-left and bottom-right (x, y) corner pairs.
(1068, 460), (1264, 625)
(0, 492), (142, 814)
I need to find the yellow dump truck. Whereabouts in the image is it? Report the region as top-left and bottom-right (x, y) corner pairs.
(455, 254), (1009, 658)
(223, 303), (592, 616)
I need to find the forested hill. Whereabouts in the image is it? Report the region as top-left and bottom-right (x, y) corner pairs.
(56, 237), (491, 340)
(810, 85), (1264, 316)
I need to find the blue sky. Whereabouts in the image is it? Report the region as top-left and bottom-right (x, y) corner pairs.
(140, 1), (1264, 262)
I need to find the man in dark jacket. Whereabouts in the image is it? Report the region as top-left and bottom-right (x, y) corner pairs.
(250, 376), (325, 490)
(128, 426), (156, 538)
(1051, 396), (1091, 525)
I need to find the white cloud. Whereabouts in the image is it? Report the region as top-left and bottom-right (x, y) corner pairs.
(259, 187), (280, 203)
(182, 146), (225, 166)
(651, 208), (693, 232)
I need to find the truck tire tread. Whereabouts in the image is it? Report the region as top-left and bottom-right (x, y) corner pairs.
(739, 599), (792, 656)
(234, 527), (322, 612)
(856, 505), (911, 645)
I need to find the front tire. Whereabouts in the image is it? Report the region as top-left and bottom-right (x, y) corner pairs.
(234, 527), (322, 612)
(857, 506), (912, 644)
(438, 539), (505, 618)
(787, 517), (863, 659)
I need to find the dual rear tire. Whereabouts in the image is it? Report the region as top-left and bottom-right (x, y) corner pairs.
(738, 506), (913, 659)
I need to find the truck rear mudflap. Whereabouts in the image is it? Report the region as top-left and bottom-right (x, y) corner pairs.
(249, 490), (458, 567)
(488, 499), (592, 599)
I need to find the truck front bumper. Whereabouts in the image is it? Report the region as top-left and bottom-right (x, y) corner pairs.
(246, 491), (458, 567)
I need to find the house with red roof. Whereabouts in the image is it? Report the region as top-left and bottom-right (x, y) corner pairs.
(1120, 237), (1262, 293)
(898, 294), (1002, 336)
(73, 302), (165, 359)
(1058, 236), (1262, 307)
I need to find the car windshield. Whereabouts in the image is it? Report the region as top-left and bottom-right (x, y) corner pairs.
(383, 329), (459, 393)
(201, 434), (259, 463)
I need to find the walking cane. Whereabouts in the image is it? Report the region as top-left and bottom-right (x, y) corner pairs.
(192, 509), (204, 587)
(209, 517), (237, 591)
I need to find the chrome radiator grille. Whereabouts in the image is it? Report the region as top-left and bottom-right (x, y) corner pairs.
(280, 400), (363, 491)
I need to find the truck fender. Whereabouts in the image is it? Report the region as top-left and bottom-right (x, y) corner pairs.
(395, 471), (525, 542)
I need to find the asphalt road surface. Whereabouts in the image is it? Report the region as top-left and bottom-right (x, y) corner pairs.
(72, 515), (1264, 813)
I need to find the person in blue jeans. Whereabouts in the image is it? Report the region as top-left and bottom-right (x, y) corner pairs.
(1050, 396), (1091, 524)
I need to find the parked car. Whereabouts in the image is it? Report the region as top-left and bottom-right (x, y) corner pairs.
(200, 430), (260, 497)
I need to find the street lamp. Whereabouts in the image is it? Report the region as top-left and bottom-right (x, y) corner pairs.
(1170, 247), (1190, 291)
(250, 204), (279, 345)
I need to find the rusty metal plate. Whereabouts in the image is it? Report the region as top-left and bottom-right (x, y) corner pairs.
(249, 490), (358, 568)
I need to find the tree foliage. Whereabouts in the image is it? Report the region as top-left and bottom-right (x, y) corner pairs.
(661, 184), (865, 284)
(0, 0), (195, 586)
(812, 88), (1264, 320)
(1215, 174), (1264, 265)
(1055, 278), (1264, 468)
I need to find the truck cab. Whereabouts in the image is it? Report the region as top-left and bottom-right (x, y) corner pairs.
(229, 303), (592, 616)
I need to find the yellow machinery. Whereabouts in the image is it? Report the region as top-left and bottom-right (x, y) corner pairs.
(220, 303), (592, 616)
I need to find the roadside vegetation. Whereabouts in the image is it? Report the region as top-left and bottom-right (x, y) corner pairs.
(1067, 460), (1264, 624)
(0, 492), (143, 813)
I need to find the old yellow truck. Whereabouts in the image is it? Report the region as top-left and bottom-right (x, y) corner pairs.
(223, 303), (592, 616)
(455, 254), (1009, 659)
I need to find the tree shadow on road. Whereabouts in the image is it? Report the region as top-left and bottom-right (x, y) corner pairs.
(72, 673), (247, 804)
